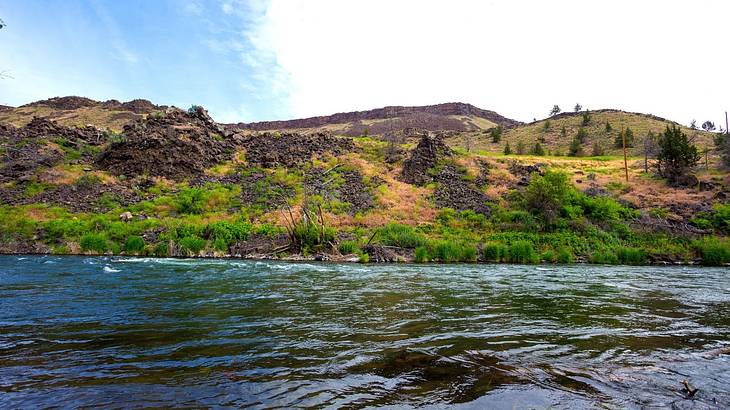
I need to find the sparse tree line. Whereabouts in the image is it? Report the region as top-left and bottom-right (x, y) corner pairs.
(489, 103), (730, 186)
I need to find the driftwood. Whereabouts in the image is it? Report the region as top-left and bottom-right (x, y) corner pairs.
(682, 380), (699, 398)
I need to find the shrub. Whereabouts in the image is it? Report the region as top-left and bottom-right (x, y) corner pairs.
(590, 250), (618, 264)
(176, 188), (207, 215)
(414, 246), (430, 263)
(207, 220), (252, 248)
(80, 233), (108, 254)
(153, 242), (169, 257)
(541, 249), (556, 263)
(482, 242), (507, 262)
(339, 240), (360, 254)
(711, 204), (730, 233)
(378, 224), (427, 248)
(358, 253), (370, 263)
(693, 238), (730, 266)
(579, 195), (627, 222)
(556, 248), (574, 263)
(656, 125), (700, 183)
(508, 240), (538, 263)
(291, 220), (335, 252)
(179, 235), (206, 256)
(523, 170), (572, 227)
(124, 235), (145, 254)
(432, 240), (467, 262)
(616, 247), (647, 265)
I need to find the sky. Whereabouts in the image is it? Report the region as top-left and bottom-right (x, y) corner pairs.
(0, 0), (728, 126)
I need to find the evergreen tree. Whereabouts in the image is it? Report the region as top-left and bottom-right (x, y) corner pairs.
(549, 105), (561, 117)
(714, 132), (730, 167)
(531, 142), (545, 156)
(503, 141), (512, 155)
(656, 125), (700, 182)
(516, 141), (526, 155)
(568, 137), (583, 156)
(490, 125), (503, 143)
(574, 103), (582, 112)
(575, 128), (588, 143)
(614, 127), (634, 148)
(581, 111), (592, 126)
(605, 122), (612, 132)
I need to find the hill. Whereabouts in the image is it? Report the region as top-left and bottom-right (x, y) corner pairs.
(229, 102), (522, 136)
(0, 96), (165, 131)
(443, 109), (717, 157)
(0, 97), (728, 265)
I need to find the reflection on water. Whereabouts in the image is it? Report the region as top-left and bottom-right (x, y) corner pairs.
(1, 256), (729, 408)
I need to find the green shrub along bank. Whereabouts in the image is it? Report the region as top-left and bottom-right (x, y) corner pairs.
(1, 164), (729, 265)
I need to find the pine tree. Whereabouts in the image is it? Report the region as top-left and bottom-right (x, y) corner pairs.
(490, 126), (502, 143)
(614, 127), (635, 148)
(516, 141), (526, 155)
(656, 125), (700, 182)
(531, 142), (545, 156)
(503, 141), (512, 155)
(605, 122), (612, 132)
(575, 128), (588, 143)
(568, 137), (583, 156)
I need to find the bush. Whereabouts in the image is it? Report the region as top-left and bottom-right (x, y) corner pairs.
(207, 220), (251, 248)
(482, 242), (507, 262)
(541, 249), (556, 263)
(590, 250), (618, 264)
(339, 240), (360, 254)
(414, 246), (430, 263)
(616, 247), (647, 265)
(556, 248), (574, 263)
(693, 238), (730, 266)
(508, 240), (538, 263)
(711, 204), (730, 233)
(124, 235), (145, 254)
(378, 224), (427, 248)
(579, 195), (628, 222)
(291, 220), (335, 252)
(179, 235), (206, 256)
(80, 233), (108, 254)
(432, 240), (462, 262)
(523, 170), (572, 227)
(153, 242), (169, 257)
(176, 188), (207, 215)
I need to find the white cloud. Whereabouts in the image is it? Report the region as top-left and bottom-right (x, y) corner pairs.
(247, 0), (729, 126)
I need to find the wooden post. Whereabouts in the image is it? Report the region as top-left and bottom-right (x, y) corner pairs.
(726, 111), (729, 134)
(622, 126), (629, 182)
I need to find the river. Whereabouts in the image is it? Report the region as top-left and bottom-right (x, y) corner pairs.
(1, 256), (728, 408)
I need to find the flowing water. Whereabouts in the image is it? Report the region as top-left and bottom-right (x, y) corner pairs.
(1, 256), (729, 409)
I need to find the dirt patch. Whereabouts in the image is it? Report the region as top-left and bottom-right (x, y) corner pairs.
(241, 132), (355, 167)
(305, 167), (374, 215)
(400, 134), (453, 185)
(96, 106), (235, 180)
(433, 165), (492, 216)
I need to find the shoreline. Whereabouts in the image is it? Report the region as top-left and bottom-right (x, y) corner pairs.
(0, 251), (715, 267)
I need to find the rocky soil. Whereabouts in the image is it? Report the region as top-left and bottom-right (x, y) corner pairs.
(400, 134), (453, 185)
(433, 165), (492, 216)
(305, 167), (375, 215)
(241, 132), (355, 167)
(96, 106), (235, 180)
(0, 118), (106, 182)
(234, 102), (523, 132)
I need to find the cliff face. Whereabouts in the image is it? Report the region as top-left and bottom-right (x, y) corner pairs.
(234, 102), (522, 132)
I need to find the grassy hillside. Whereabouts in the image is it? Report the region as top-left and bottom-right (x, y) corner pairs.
(445, 110), (717, 158)
(1, 101), (729, 265)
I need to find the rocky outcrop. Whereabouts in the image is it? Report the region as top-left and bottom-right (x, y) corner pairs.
(433, 165), (492, 217)
(23, 96), (163, 114)
(233, 102), (522, 132)
(241, 132), (355, 167)
(401, 134), (452, 185)
(96, 106), (235, 180)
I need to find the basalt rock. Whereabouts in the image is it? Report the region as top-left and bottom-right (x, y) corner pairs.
(241, 132), (355, 167)
(400, 134), (452, 185)
(96, 106), (235, 180)
(433, 165), (492, 217)
(305, 167), (374, 215)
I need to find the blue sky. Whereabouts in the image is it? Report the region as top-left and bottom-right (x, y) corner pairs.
(0, 0), (287, 122)
(1, 1), (728, 126)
